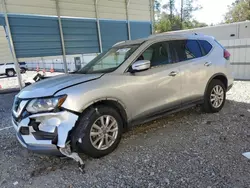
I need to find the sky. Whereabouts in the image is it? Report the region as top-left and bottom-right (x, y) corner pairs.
(162, 0), (235, 25)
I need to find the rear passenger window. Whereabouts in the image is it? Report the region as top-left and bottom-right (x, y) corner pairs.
(171, 40), (203, 62)
(199, 40), (212, 55)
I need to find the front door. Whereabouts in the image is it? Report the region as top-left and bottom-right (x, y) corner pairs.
(126, 41), (182, 120)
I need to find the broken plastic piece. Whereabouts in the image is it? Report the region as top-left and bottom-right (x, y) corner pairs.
(59, 143), (85, 172)
(78, 163), (85, 173)
(242, 152), (250, 159)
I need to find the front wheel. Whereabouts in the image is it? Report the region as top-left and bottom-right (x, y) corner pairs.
(202, 79), (226, 113)
(71, 105), (123, 158)
(6, 69), (15, 77)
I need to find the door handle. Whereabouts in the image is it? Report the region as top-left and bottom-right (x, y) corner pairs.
(204, 62), (212, 66)
(169, 71), (178, 77)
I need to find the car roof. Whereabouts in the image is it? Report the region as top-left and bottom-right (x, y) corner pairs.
(114, 33), (214, 47)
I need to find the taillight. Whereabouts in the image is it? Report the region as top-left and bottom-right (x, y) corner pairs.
(224, 49), (230, 60)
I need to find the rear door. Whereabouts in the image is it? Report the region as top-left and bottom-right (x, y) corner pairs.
(170, 39), (213, 104)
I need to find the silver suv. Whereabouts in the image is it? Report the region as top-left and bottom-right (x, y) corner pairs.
(12, 33), (234, 158)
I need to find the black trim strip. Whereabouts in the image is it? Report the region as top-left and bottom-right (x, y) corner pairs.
(231, 62), (250, 65)
(225, 45), (250, 49)
(32, 131), (57, 140)
(129, 99), (203, 126)
(227, 84), (233, 92)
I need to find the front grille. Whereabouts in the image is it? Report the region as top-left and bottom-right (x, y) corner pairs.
(32, 130), (57, 140)
(12, 98), (29, 119)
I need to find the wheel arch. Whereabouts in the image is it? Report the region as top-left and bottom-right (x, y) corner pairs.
(204, 73), (228, 95)
(81, 98), (128, 129)
(5, 68), (15, 73)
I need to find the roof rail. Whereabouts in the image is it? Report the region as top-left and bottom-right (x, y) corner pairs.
(148, 32), (204, 39)
(112, 41), (126, 47)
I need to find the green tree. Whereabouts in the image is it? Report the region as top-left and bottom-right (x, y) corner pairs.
(169, 0), (175, 24)
(155, 13), (172, 32)
(224, 0), (250, 23)
(154, 0), (162, 21)
(162, 0), (176, 24)
(154, 0), (161, 12)
(183, 19), (207, 29)
(154, 0), (206, 33)
(182, 0), (202, 22)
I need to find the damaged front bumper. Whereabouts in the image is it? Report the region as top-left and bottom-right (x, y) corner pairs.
(12, 111), (79, 155)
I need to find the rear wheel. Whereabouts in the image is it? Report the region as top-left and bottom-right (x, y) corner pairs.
(71, 105), (123, 158)
(202, 79), (226, 113)
(6, 69), (15, 77)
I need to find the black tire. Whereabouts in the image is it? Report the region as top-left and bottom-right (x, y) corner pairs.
(202, 79), (226, 113)
(21, 68), (26, 73)
(71, 105), (123, 158)
(6, 69), (15, 77)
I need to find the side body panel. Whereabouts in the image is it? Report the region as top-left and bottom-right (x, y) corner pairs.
(204, 39), (234, 88)
(58, 36), (234, 122)
(57, 65), (182, 121)
(127, 64), (181, 119)
(179, 45), (216, 103)
(178, 57), (210, 103)
(179, 38), (233, 104)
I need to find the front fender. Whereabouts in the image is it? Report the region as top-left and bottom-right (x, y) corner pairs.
(55, 80), (134, 120)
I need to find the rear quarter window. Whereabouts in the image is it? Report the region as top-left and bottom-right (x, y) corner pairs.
(170, 40), (203, 62)
(186, 40), (203, 58)
(199, 40), (212, 55)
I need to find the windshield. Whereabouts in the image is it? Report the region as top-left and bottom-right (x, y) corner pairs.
(77, 44), (140, 74)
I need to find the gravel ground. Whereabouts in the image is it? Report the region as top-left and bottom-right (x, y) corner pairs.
(0, 71), (62, 90)
(0, 81), (250, 188)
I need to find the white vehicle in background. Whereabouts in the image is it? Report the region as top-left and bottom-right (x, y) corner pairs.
(0, 63), (16, 77)
(0, 62), (27, 77)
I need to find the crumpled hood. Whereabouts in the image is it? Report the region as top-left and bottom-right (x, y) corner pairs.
(18, 73), (103, 99)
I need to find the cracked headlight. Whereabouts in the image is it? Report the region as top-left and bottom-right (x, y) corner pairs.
(26, 95), (67, 113)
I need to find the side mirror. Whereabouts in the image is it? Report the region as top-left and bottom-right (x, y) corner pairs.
(131, 60), (150, 72)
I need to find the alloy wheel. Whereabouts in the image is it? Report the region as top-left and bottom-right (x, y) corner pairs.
(8, 70), (14, 76)
(210, 85), (224, 108)
(90, 115), (118, 150)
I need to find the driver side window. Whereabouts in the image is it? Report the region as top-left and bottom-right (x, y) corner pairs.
(139, 41), (173, 67)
